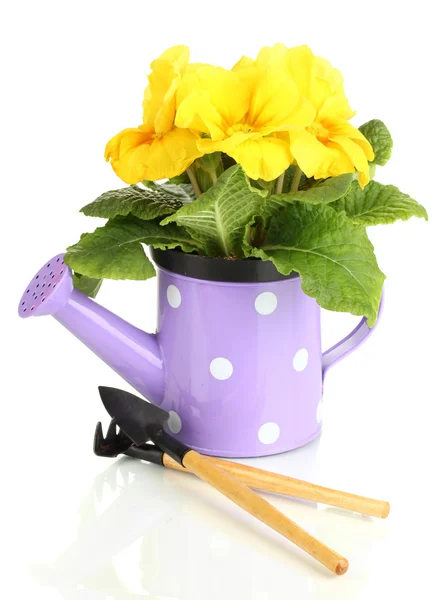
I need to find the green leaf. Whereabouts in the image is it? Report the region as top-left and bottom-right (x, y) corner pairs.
(331, 180), (428, 226)
(193, 162), (214, 193)
(143, 181), (196, 203)
(168, 172), (190, 185)
(282, 165), (305, 193)
(243, 216), (266, 255)
(265, 173), (353, 216)
(80, 183), (194, 221)
(65, 216), (201, 280)
(254, 178), (276, 193)
(358, 120), (393, 166)
(72, 273), (103, 298)
(197, 152), (222, 172)
(252, 203), (385, 325)
(162, 165), (267, 257)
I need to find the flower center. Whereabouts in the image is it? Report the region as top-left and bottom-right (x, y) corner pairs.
(307, 121), (330, 142)
(139, 125), (162, 139)
(226, 123), (253, 136)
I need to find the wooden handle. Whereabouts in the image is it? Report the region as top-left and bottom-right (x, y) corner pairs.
(164, 454), (389, 518)
(181, 450), (348, 575)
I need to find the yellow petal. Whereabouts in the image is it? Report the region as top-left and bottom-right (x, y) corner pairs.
(314, 141), (355, 179)
(312, 57), (347, 115)
(314, 57), (344, 91)
(284, 96), (316, 128)
(289, 129), (333, 178)
(196, 66), (249, 127)
(328, 135), (370, 187)
(196, 137), (226, 154)
(326, 117), (375, 161)
(232, 60), (259, 90)
(228, 135), (293, 181)
(319, 92), (355, 121)
(358, 171), (370, 189)
(152, 45), (190, 68)
(198, 130), (263, 154)
(142, 128), (202, 181)
(143, 65), (179, 133)
(232, 55), (256, 71)
(247, 67), (300, 128)
(285, 45), (315, 98)
(290, 131), (357, 181)
(105, 126), (201, 183)
(176, 63), (210, 107)
(142, 45), (190, 133)
(286, 46), (345, 115)
(330, 135), (370, 175)
(256, 43), (289, 70)
(175, 90), (225, 139)
(176, 66), (249, 138)
(105, 127), (155, 184)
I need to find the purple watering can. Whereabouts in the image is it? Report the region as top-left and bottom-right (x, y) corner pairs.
(18, 249), (381, 458)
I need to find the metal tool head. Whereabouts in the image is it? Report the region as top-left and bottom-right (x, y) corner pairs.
(98, 386), (170, 447)
(18, 253), (74, 318)
(98, 387), (189, 466)
(93, 418), (166, 466)
(93, 418), (133, 457)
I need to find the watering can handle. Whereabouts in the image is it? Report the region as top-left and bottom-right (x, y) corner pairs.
(322, 290), (384, 378)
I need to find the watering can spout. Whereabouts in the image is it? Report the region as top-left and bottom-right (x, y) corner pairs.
(18, 253), (165, 404)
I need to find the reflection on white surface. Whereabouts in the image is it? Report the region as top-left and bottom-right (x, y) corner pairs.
(28, 435), (391, 600)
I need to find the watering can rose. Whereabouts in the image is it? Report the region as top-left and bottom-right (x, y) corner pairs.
(105, 43), (374, 186)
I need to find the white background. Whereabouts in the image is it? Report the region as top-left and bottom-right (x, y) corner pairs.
(1, 1), (438, 598)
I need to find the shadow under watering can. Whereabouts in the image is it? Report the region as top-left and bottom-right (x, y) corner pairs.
(18, 250), (383, 458)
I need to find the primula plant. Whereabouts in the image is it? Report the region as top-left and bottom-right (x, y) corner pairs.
(65, 44), (427, 325)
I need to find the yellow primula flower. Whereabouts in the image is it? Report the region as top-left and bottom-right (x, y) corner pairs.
(175, 63), (315, 181)
(104, 125), (201, 183)
(105, 45), (201, 183)
(142, 45), (190, 133)
(256, 44), (374, 187)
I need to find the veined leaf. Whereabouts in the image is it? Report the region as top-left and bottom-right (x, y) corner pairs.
(80, 183), (195, 221)
(72, 273), (103, 298)
(252, 203), (385, 325)
(65, 216), (201, 280)
(142, 181), (196, 203)
(359, 120), (393, 166)
(265, 174), (353, 216)
(162, 165), (267, 257)
(331, 180), (428, 226)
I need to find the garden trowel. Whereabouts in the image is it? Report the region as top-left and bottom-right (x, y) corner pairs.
(98, 386), (349, 575)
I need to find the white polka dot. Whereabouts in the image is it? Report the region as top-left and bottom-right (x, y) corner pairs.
(258, 422), (280, 445)
(167, 285), (181, 308)
(168, 410), (182, 433)
(293, 348), (308, 372)
(254, 292), (277, 315)
(316, 401), (323, 424)
(210, 357), (233, 380)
